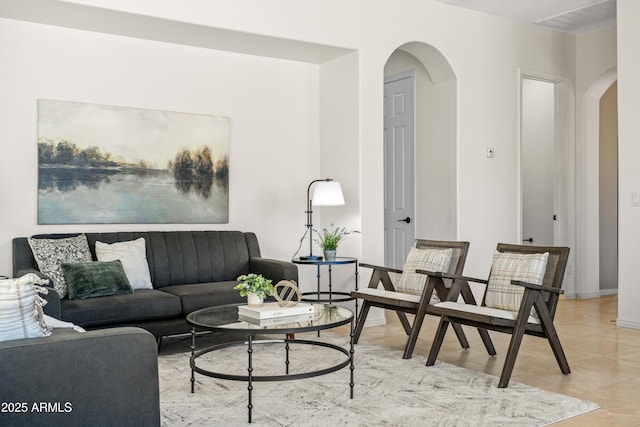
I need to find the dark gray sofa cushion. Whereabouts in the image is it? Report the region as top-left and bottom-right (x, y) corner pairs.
(161, 281), (244, 314)
(60, 289), (181, 327)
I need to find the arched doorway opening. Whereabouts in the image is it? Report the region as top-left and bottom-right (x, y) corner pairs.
(382, 42), (457, 268)
(577, 67), (618, 298)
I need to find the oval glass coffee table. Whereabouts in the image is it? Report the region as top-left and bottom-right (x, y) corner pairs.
(186, 303), (355, 423)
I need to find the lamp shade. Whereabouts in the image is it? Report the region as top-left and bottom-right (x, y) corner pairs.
(311, 181), (345, 206)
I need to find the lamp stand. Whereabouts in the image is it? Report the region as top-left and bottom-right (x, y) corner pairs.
(299, 178), (332, 260)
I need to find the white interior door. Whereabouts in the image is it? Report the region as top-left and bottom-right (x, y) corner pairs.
(384, 72), (415, 268)
(521, 78), (556, 246)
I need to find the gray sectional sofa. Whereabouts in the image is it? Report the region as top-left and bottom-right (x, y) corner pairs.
(12, 230), (298, 339)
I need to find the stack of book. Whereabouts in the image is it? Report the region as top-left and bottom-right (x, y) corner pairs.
(238, 302), (314, 327)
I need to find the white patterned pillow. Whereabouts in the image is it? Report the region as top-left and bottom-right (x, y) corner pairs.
(0, 274), (52, 342)
(484, 251), (549, 315)
(396, 247), (452, 298)
(95, 238), (153, 290)
(28, 234), (93, 298)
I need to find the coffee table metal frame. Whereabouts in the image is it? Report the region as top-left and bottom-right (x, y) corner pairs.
(187, 304), (355, 423)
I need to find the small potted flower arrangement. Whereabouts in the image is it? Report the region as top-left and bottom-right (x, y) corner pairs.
(235, 273), (273, 306)
(314, 224), (359, 261)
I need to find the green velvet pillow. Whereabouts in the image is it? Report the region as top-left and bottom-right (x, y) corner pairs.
(61, 260), (133, 300)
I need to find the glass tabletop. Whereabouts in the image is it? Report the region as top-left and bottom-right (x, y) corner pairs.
(187, 303), (353, 334)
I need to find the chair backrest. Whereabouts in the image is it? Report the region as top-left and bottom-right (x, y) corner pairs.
(490, 243), (570, 318)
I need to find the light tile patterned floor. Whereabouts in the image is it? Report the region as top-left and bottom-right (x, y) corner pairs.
(342, 296), (640, 426)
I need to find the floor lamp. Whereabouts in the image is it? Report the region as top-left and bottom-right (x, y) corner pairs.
(300, 178), (345, 260)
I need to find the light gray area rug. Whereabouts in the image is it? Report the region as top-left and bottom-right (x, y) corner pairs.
(159, 334), (598, 426)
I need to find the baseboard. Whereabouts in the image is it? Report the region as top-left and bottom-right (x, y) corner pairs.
(564, 290), (616, 300)
(570, 291), (602, 299)
(616, 318), (640, 330)
(362, 307), (387, 328)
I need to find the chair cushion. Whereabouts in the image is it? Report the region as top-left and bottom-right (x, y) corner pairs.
(353, 287), (421, 304)
(27, 234), (93, 298)
(396, 247), (452, 297)
(433, 301), (540, 324)
(95, 238), (153, 290)
(484, 251), (548, 315)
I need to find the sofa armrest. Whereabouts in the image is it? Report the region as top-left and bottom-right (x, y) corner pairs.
(250, 257), (299, 283)
(0, 327), (160, 427)
(41, 286), (62, 319)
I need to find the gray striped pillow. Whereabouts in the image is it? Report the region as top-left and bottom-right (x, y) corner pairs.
(397, 247), (452, 297)
(484, 251), (549, 315)
(0, 274), (52, 342)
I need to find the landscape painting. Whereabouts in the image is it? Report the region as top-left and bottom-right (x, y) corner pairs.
(37, 99), (229, 224)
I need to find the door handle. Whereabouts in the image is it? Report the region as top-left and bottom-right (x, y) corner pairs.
(522, 238), (533, 243)
(398, 217), (411, 224)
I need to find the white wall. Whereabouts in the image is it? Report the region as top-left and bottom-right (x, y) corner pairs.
(0, 17), (321, 279)
(617, 0), (640, 328)
(2, 0), (616, 313)
(575, 26), (617, 299)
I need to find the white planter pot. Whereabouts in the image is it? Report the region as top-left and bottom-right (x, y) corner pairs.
(323, 249), (337, 261)
(247, 292), (264, 307)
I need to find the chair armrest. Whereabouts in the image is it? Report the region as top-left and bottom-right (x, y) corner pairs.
(415, 270), (489, 285)
(511, 280), (564, 295)
(250, 257), (299, 283)
(360, 263), (403, 274)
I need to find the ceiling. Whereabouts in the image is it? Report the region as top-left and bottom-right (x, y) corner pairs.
(434, 0), (616, 34)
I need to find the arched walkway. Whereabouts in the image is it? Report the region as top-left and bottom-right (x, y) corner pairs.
(577, 67), (618, 298)
(382, 42), (457, 263)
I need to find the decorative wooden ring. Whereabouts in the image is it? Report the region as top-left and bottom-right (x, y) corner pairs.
(273, 280), (302, 307)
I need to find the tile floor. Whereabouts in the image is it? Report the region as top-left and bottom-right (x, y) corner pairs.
(345, 295), (640, 426)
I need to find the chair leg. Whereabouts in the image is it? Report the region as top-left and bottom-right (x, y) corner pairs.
(498, 292), (536, 388)
(535, 295), (571, 375)
(546, 330), (571, 375)
(396, 312), (412, 335)
(353, 301), (371, 344)
(403, 310), (428, 359)
(451, 323), (470, 349)
(498, 327), (526, 388)
(477, 328), (496, 356)
(426, 318), (450, 366)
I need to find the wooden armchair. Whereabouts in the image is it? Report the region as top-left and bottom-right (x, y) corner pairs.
(351, 239), (493, 359)
(422, 243), (570, 388)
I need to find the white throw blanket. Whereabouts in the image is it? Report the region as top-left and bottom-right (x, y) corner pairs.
(43, 314), (86, 332)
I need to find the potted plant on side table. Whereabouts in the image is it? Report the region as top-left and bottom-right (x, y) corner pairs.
(235, 273), (273, 306)
(314, 224), (359, 261)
